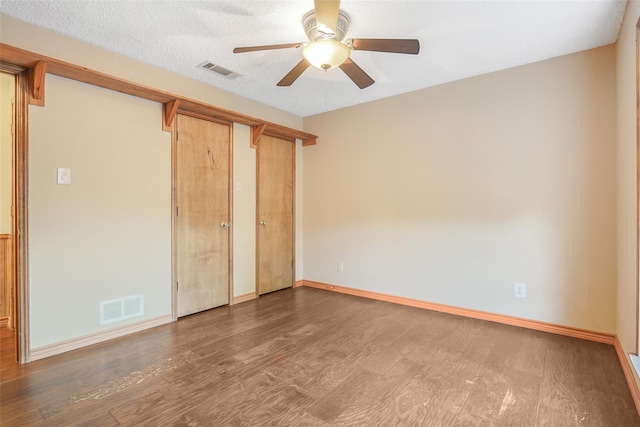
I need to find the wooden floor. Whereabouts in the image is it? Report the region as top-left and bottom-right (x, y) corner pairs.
(1, 287), (638, 426)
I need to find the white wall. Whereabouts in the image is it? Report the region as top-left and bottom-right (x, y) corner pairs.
(29, 75), (171, 348)
(304, 45), (617, 333)
(616, 0), (640, 386)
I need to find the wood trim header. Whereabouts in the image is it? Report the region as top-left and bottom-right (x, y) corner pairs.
(0, 43), (318, 145)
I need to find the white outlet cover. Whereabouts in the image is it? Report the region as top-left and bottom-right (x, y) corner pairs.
(514, 282), (527, 298)
(57, 167), (71, 185)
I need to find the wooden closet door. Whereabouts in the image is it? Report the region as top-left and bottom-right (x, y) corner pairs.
(176, 114), (231, 317)
(257, 135), (294, 295)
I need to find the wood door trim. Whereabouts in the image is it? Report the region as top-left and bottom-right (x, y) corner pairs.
(228, 123), (234, 305)
(0, 63), (29, 363)
(0, 44), (318, 145)
(170, 111), (177, 320)
(292, 141), (296, 288)
(635, 17), (640, 356)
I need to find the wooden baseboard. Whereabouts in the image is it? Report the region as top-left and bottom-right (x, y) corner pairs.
(233, 292), (257, 305)
(614, 338), (640, 415)
(294, 280), (304, 288)
(0, 317), (8, 328)
(30, 315), (173, 361)
(298, 280), (616, 344)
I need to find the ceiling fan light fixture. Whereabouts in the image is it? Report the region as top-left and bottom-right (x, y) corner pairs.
(302, 40), (350, 70)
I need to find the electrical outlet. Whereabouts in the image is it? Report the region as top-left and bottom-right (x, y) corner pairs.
(57, 167), (71, 185)
(514, 282), (527, 298)
(338, 262), (344, 272)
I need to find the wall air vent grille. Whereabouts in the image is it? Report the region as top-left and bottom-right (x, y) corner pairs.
(198, 61), (240, 79)
(99, 294), (144, 325)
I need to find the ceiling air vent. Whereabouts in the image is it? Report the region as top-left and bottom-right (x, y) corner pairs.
(198, 61), (240, 80)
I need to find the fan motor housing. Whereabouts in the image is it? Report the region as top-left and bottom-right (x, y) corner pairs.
(302, 9), (351, 42)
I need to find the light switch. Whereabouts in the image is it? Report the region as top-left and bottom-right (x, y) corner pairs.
(57, 168), (71, 185)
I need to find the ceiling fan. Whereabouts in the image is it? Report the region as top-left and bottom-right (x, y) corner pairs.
(233, 0), (420, 89)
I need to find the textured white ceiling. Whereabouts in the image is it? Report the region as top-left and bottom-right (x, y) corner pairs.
(0, 0), (627, 117)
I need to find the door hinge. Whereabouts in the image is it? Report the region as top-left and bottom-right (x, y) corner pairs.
(176, 206), (179, 216)
(176, 281), (179, 291)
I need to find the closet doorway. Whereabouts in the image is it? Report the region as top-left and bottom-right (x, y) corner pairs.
(256, 135), (295, 295)
(175, 114), (232, 317)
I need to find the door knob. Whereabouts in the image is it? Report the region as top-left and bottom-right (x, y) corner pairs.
(221, 222), (231, 228)
(260, 221), (268, 226)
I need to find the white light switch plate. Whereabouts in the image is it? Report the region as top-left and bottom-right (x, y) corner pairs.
(57, 168), (71, 185)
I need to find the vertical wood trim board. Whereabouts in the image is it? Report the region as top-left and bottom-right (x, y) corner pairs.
(14, 67), (29, 363)
(170, 116), (177, 321)
(636, 19), (640, 357)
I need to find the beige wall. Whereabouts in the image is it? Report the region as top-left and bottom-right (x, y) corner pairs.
(616, 0), (640, 384)
(29, 75), (171, 348)
(0, 72), (14, 320)
(233, 123), (256, 297)
(0, 73), (13, 234)
(304, 45), (617, 333)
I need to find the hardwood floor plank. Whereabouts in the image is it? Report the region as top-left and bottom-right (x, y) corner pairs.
(365, 357), (423, 402)
(332, 394), (398, 426)
(537, 348), (579, 426)
(64, 410), (120, 427)
(453, 323), (527, 425)
(305, 367), (381, 423)
(513, 328), (547, 377)
(387, 347), (464, 425)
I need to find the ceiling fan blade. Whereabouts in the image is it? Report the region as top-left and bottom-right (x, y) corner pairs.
(233, 43), (303, 53)
(339, 58), (374, 89)
(314, 0), (340, 36)
(350, 39), (420, 55)
(277, 60), (311, 86)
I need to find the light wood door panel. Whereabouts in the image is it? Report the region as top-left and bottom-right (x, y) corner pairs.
(257, 135), (294, 295)
(176, 114), (231, 317)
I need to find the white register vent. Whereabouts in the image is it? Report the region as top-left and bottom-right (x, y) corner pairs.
(100, 294), (144, 325)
